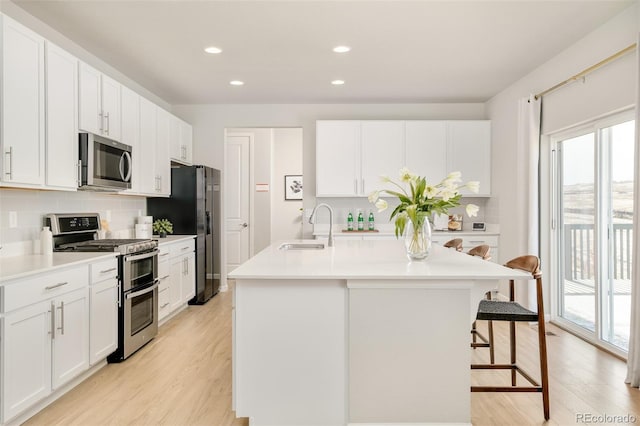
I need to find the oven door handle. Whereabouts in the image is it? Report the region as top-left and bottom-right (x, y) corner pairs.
(124, 249), (159, 263)
(125, 280), (159, 300)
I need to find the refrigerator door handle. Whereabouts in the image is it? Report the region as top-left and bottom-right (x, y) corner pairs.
(206, 211), (212, 235)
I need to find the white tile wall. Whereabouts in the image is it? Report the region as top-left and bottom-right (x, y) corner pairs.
(0, 189), (146, 256)
(312, 197), (493, 229)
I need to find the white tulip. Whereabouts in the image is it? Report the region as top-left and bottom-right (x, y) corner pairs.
(446, 171), (462, 182)
(466, 204), (479, 217)
(368, 191), (379, 203)
(466, 181), (480, 194)
(440, 189), (455, 202)
(423, 185), (439, 199)
(380, 175), (391, 183)
(399, 167), (414, 183)
(375, 199), (388, 212)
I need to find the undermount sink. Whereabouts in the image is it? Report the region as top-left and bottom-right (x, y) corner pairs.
(278, 242), (325, 250)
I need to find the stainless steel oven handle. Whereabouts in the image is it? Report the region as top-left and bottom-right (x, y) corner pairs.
(126, 280), (159, 300)
(124, 249), (159, 263)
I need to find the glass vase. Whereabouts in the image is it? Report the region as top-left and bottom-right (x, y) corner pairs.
(404, 219), (432, 260)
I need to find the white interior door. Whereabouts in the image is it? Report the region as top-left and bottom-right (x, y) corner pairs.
(225, 135), (250, 272)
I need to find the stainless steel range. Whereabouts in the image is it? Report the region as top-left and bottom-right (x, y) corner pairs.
(46, 213), (159, 362)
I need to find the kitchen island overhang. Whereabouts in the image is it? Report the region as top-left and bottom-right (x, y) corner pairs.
(230, 240), (531, 426)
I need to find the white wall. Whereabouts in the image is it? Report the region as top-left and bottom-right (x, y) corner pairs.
(486, 2), (639, 306)
(272, 128), (304, 241)
(173, 103), (486, 227)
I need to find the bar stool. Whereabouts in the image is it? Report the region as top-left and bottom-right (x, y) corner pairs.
(443, 238), (463, 252)
(467, 245), (494, 363)
(471, 255), (550, 420)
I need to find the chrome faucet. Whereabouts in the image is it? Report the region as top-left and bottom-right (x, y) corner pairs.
(308, 203), (334, 247)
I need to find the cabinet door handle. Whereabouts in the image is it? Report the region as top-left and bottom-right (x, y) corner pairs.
(181, 246), (190, 251)
(100, 267), (117, 274)
(160, 274), (170, 280)
(117, 282), (121, 308)
(57, 301), (65, 335)
(161, 302), (170, 309)
(105, 112), (110, 134)
(49, 302), (55, 339)
(45, 282), (68, 290)
(4, 147), (13, 179)
(98, 111), (104, 132)
(159, 252), (169, 257)
(354, 179), (357, 194)
(77, 160), (82, 187)
(361, 179), (365, 194)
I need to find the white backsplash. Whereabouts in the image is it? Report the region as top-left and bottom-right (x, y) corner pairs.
(312, 197), (496, 230)
(0, 188), (146, 256)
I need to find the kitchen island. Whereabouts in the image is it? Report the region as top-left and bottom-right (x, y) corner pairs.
(229, 239), (530, 426)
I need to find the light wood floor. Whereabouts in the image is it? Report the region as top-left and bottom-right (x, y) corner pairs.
(24, 284), (640, 426)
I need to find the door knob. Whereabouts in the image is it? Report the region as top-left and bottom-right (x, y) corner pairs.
(241, 223), (248, 228)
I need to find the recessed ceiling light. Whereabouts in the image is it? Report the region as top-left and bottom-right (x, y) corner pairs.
(204, 46), (222, 54)
(230, 80), (244, 86)
(333, 46), (351, 53)
(331, 80), (345, 85)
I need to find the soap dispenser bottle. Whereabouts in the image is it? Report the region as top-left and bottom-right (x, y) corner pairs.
(40, 226), (53, 256)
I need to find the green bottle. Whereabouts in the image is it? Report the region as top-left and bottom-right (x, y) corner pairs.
(347, 212), (354, 231)
(357, 211), (364, 231)
(368, 211), (375, 231)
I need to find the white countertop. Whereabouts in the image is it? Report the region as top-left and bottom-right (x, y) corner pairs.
(229, 239), (528, 280)
(0, 252), (119, 283)
(154, 234), (196, 245)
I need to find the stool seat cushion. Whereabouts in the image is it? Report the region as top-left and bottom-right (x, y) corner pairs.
(476, 300), (538, 322)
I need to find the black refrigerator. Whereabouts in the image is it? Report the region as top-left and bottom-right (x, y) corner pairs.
(147, 165), (221, 304)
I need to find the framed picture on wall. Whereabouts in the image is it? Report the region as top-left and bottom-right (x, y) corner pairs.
(285, 175), (303, 200)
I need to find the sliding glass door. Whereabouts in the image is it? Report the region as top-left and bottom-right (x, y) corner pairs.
(554, 113), (634, 354)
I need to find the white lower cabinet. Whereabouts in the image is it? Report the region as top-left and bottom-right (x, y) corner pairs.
(52, 288), (90, 389)
(2, 300), (52, 422)
(1, 265), (90, 424)
(158, 238), (196, 321)
(89, 258), (118, 365)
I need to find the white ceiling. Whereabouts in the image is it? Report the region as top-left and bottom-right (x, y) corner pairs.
(12, 0), (634, 105)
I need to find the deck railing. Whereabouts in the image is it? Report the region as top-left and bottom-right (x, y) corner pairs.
(564, 223), (633, 282)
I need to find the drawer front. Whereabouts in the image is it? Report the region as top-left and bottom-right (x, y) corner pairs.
(432, 235), (499, 247)
(90, 257), (118, 283)
(3, 265), (88, 313)
(159, 286), (171, 320)
(157, 244), (171, 259)
(169, 239), (195, 257)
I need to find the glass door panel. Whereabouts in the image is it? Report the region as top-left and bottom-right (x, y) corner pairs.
(601, 121), (634, 350)
(559, 133), (596, 332)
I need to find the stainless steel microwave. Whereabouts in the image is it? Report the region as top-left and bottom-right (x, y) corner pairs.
(79, 132), (132, 191)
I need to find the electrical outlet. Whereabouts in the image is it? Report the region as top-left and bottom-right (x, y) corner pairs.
(8, 211), (17, 228)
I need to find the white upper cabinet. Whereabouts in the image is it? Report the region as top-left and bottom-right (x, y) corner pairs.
(45, 42), (78, 190)
(316, 121), (361, 196)
(78, 62), (121, 141)
(170, 116), (193, 165)
(405, 121), (448, 186)
(155, 107), (171, 196)
(447, 121), (491, 196)
(179, 119), (193, 164)
(100, 74), (122, 141)
(1, 15), (45, 187)
(316, 119), (492, 198)
(361, 121), (404, 195)
(120, 86), (140, 194)
(138, 96), (157, 195)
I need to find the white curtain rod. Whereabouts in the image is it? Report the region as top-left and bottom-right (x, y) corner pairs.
(534, 43), (637, 100)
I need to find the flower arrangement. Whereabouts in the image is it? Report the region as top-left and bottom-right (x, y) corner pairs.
(153, 218), (173, 236)
(368, 168), (479, 258)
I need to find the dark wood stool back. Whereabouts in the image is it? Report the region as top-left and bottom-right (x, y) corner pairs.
(470, 255), (550, 420)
